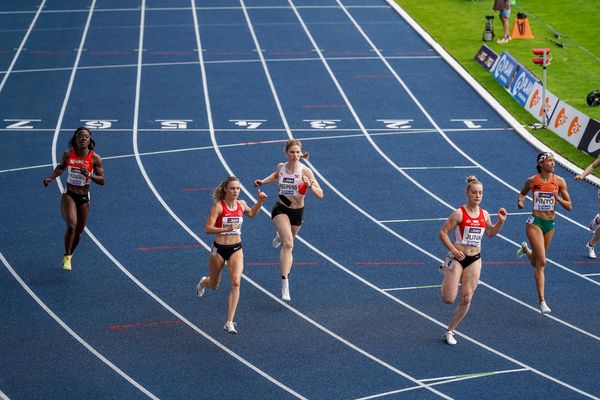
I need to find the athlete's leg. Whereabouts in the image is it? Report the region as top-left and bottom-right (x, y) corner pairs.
(447, 260), (481, 332)
(526, 223), (551, 303)
(440, 260), (462, 304)
(204, 251), (226, 290)
(70, 202), (89, 254)
(225, 250), (244, 323)
(273, 214), (294, 278)
(60, 194), (78, 255)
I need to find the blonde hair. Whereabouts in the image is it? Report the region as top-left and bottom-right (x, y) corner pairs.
(285, 139), (310, 159)
(213, 176), (240, 202)
(466, 175), (482, 191)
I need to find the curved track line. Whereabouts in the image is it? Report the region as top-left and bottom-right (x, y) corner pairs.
(384, 0), (600, 187)
(125, 2), (307, 398)
(42, 1), (304, 398)
(332, 0), (599, 288)
(0, 252), (159, 399)
(235, 1), (599, 398)
(0, 0), (46, 95)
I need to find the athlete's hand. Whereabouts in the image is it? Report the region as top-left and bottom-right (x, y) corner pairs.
(497, 208), (507, 222)
(254, 179), (263, 187)
(575, 174), (584, 180)
(43, 178), (52, 186)
(257, 190), (268, 202)
(452, 250), (465, 261)
(517, 199), (525, 209)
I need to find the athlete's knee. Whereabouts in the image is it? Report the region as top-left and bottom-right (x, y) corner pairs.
(230, 278), (241, 289)
(441, 292), (455, 304)
(281, 237), (294, 251)
(460, 292), (474, 306)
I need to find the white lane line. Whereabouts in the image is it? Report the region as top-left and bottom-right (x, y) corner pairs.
(0, 252), (158, 399)
(128, 2), (307, 398)
(355, 368), (529, 400)
(0, 54), (439, 75)
(0, 0), (46, 95)
(39, 2), (158, 397)
(283, 0), (599, 397)
(333, 0), (599, 289)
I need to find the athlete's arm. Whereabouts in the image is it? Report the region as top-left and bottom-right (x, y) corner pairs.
(43, 152), (69, 186)
(254, 163), (282, 187)
(302, 168), (323, 199)
(555, 176), (572, 211)
(439, 209), (465, 260)
(88, 153), (105, 185)
(485, 208), (507, 237)
(243, 192), (268, 218)
(204, 203), (235, 235)
(575, 154), (600, 180)
(517, 176), (533, 209)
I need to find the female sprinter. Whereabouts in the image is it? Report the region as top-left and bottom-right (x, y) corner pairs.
(439, 176), (506, 345)
(516, 152), (572, 314)
(253, 139), (323, 301)
(43, 127), (105, 271)
(196, 176), (267, 334)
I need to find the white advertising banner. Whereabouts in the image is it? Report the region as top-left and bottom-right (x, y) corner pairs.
(548, 100), (590, 147)
(524, 81), (560, 127)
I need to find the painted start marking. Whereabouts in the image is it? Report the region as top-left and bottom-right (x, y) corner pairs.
(109, 320), (183, 331)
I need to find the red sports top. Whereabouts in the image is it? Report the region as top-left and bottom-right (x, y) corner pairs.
(215, 200), (244, 235)
(66, 149), (94, 186)
(454, 206), (487, 247)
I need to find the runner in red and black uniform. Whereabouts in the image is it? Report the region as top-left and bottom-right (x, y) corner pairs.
(517, 152), (572, 314)
(254, 139), (323, 301)
(439, 176), (506, 345)
(43, 127), (105, 271)
(196, 176), (267, 334)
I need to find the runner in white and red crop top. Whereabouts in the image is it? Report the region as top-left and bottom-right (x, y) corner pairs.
(43, 127), (105, 271)
(197, 176), (267, 334)
(438, 175), (506, 345)
(253, 139), (323, 301)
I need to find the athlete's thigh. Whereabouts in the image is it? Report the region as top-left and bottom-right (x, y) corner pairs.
(227, 250), (244, 281)
(460, 259), (482, 294)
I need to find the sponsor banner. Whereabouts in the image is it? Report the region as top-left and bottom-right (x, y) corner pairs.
(492, 51), (519, 89)
(508, 66), (539, 106)
(547, 100), (590, 147)
(524, 81), (559, 126)
(577, 118), (600, 157)
(474, 45), (499, 71)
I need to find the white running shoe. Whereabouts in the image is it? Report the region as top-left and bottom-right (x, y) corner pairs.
(272, 232), (281, 249)
(443, 330), (457, 345)
(281, 278), (291, 301)
(539, 301), (551, 315)
(589, 214), (600, 232)
(516, 241), (530, 258)
(196, 276), (207, 297)
(224, 321), (238, 334)
(587, 242), (597, 259)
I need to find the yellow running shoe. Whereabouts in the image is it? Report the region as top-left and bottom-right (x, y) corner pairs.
(62, 255), (72, 271)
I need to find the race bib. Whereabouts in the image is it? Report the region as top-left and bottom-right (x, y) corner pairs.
(461, 226), (484, 247)
(533, 191), (555, 212)
(221, 216), (242, 235)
